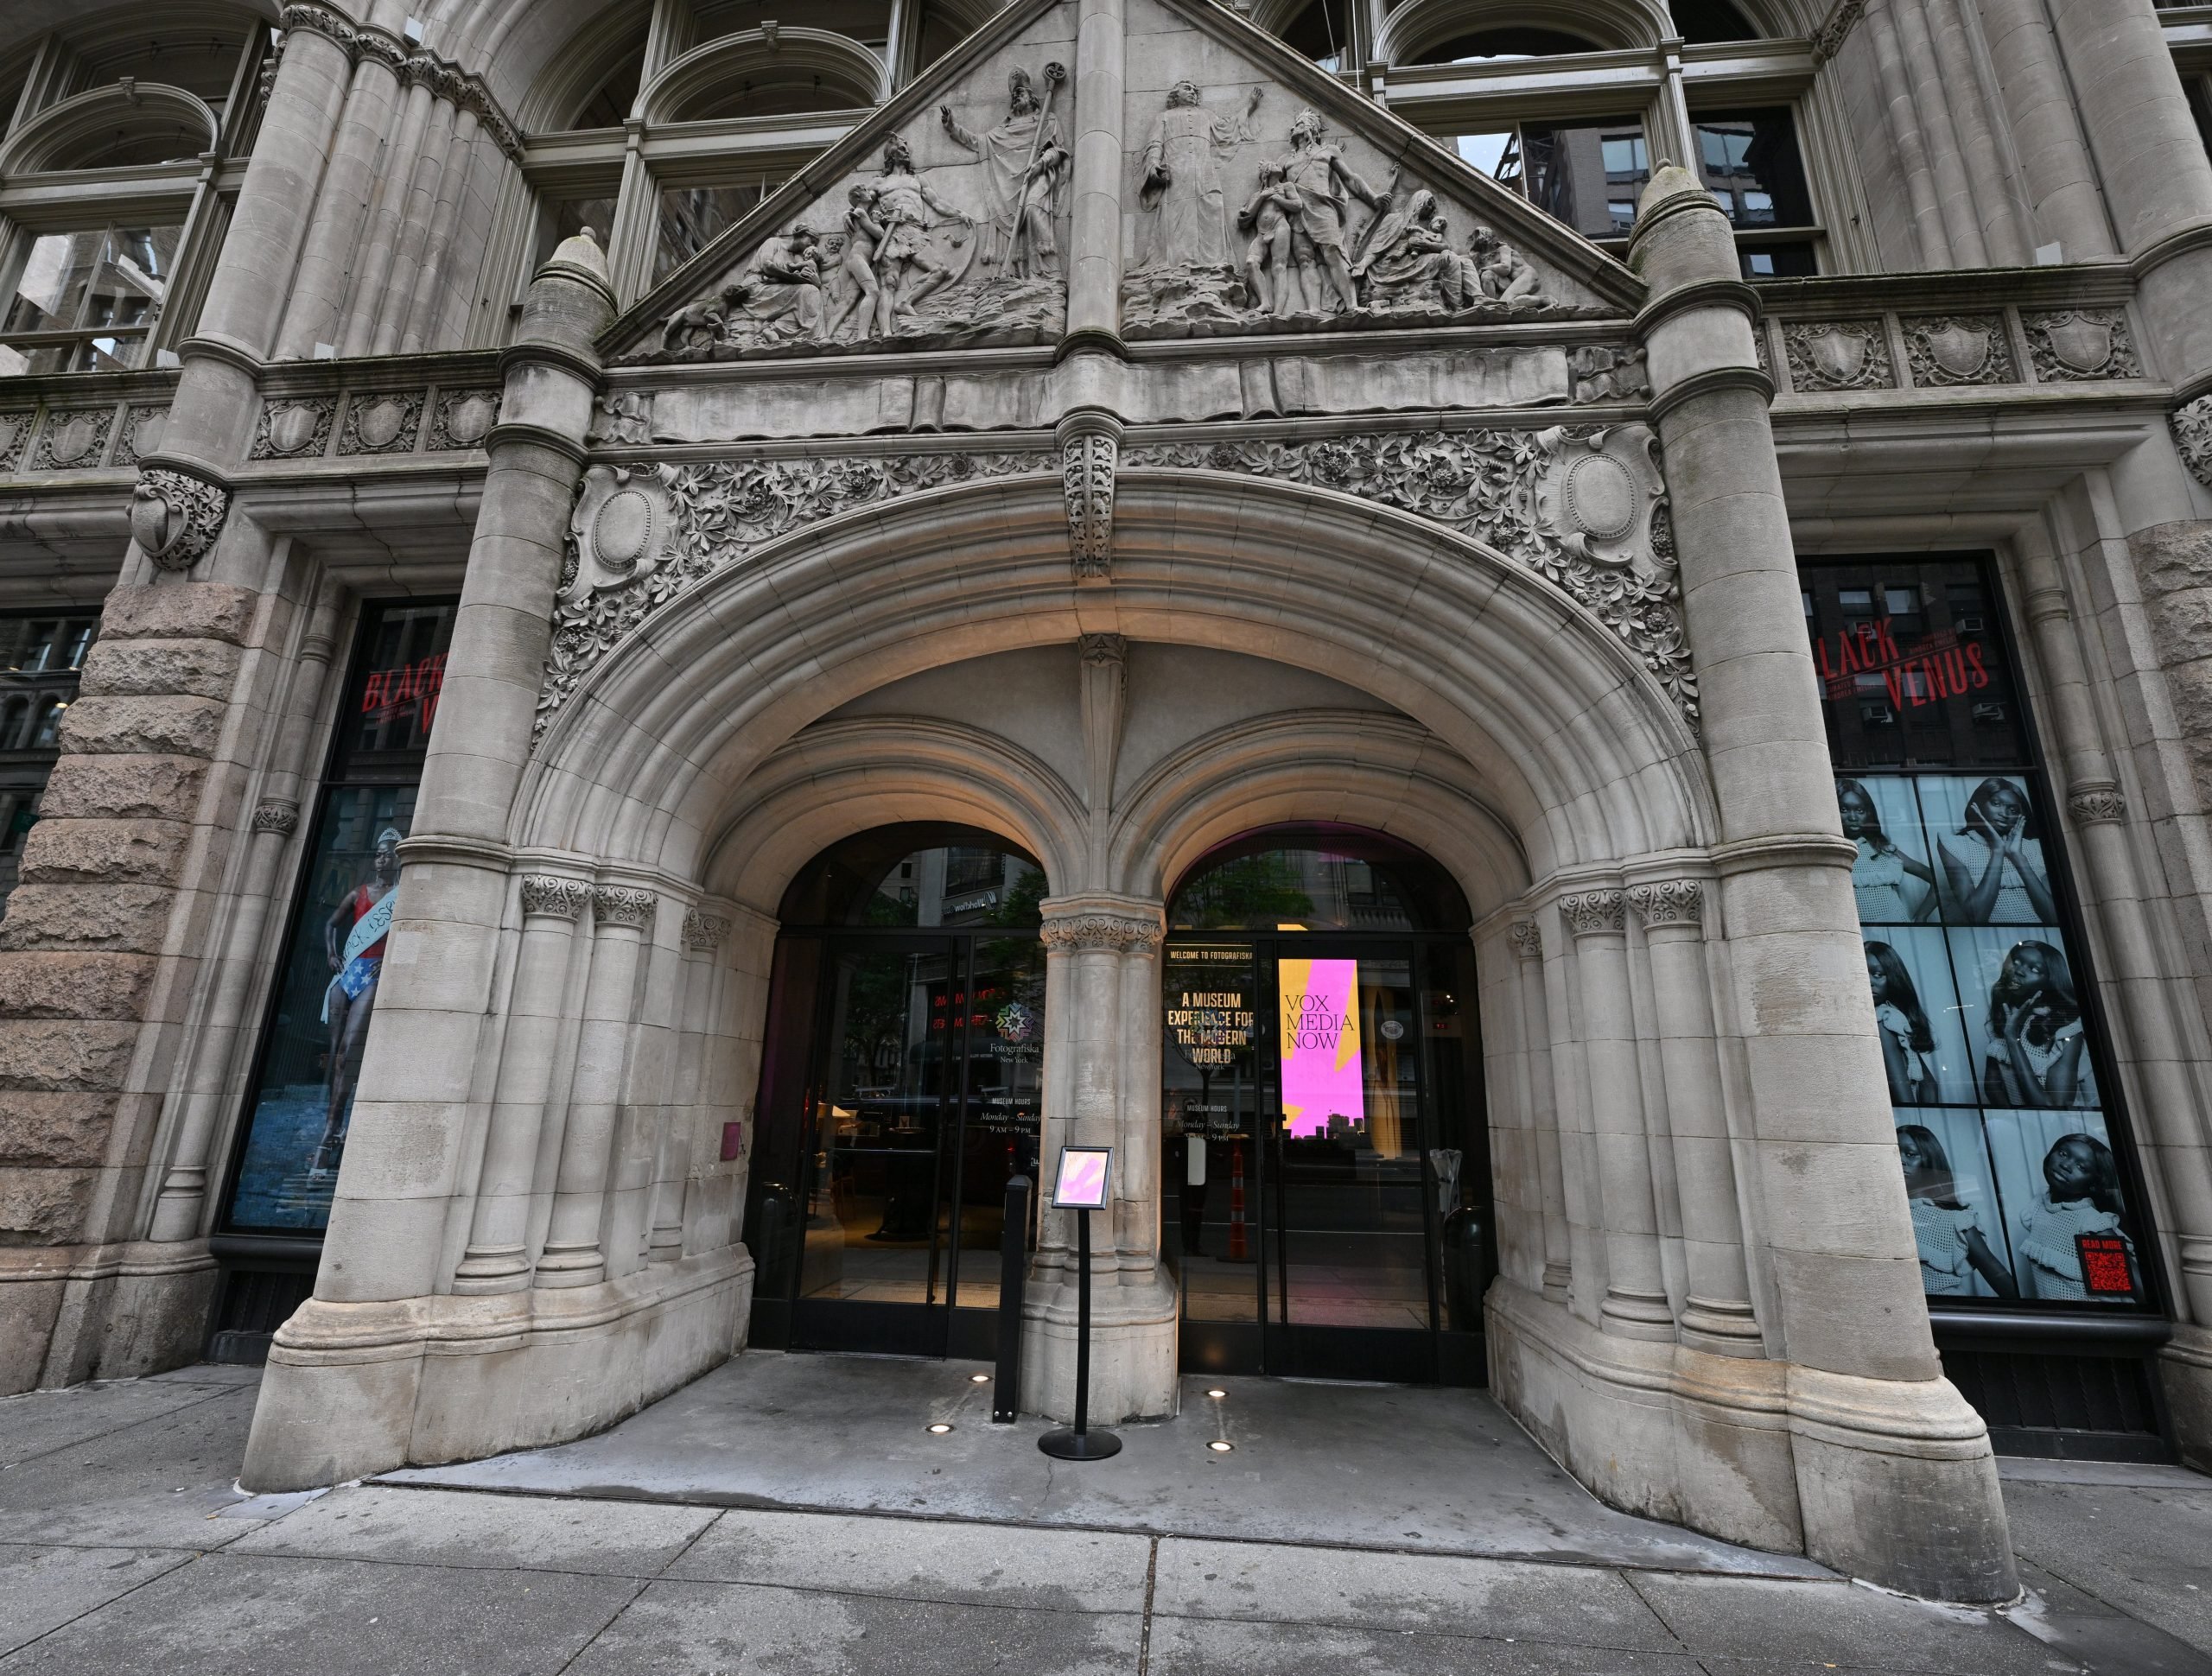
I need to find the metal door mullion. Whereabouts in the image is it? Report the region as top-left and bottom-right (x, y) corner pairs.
(1410, 940), (1444, 1339)
(919, 943), (957, 1316)
(941, 936), (975, 1311)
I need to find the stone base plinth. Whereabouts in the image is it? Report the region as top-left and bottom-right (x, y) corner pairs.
(1486, 1278), (2017, 1602)
(1017, 1266), (1178, 1425)
(240, 1247), (752, 1491)
(2160, 1323), (2212, 1474)
(0, 1241), (219, 1393)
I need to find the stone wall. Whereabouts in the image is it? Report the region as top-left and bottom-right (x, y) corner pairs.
(2129, 519), (2212, 816)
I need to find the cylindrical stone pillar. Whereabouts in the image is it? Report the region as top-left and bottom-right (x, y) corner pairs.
(537, 886), (657, 1287)
(277, 37), (407, 361)
(1627, 879), (1762, 1356)
(1886, 0), (1991, 266)
(1067, 0), (1126, 346)
(1560, 888), (1675, 1342)
(1630, 162), (2015, 1600)
(1974, 0), (2115, 259)
(1864, 0), (1954, 268)
(1508, 920), (1572, 1302)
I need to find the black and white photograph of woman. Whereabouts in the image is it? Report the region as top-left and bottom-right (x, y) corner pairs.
(1955, 932), (2096, 1108)
(1866, 941), (1941, 1104)
(1929, 774), (2057, 925)
(1896, 1118), (2017, 1298)
(1985, 1114), (2138, 1301)
(1837, 778), (1936, 924)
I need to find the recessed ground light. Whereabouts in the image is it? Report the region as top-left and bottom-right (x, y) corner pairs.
(1205, 1388), (1227, 1400)
(928, 1422), (955, 1434)
(1207, 1439), (1235, 1452)
(969, 1373), (990, 1384)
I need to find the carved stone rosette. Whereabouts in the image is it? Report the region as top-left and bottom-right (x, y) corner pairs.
(1902, 315), (2013, 387)
(130, 467), (232, 572)
(591, 884), (658, 931)
(2024, 309), (2141, 382)
(520, 875), (593, 920)
(1039, 910), (1164, 953)
(2065, 782), (2127, 825)
(1558, 888), (1627, 936)
(683, 909), (733, 949)
(1058, 412), (1121, 578)
(1626, 879), (1703, 928)
(1783, 321), (1893, 393)
(1507, 920), (1542, 960)
(250, 800), (301, 835)
(2171, 393), (2212, 490)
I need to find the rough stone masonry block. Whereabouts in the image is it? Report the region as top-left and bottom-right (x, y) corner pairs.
(0, 1017), (140, 1092)
(99, 581), (258, 646)
(0, 1164), (98, 1242)
(80, 637), (244, 700)
(55, 695), (226, 760)
(0, 1091), (118, 1165)
(2130, 519), (2212, 808)
(0, 884), (175, 953)
(0, 1277), (64, 1389)
(37, 754), (207, 822)
(18, 818), (191, 886)
(0, 952), (157, 1020)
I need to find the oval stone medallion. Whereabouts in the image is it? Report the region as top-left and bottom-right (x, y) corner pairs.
(592, 489), (656, 571)
(1561, 454), (1638, 543)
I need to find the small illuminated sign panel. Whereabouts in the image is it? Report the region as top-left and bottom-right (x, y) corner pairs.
(2076, 1234), (2134, 1298)
(1052, 1146), (1113, 1210)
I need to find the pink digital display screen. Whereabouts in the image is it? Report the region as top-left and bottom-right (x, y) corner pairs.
(1052, 1146), (1112, 1209)
(1278, 957), (1363, 1139)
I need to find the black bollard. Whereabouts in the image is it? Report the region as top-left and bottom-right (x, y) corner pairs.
(991, 1173), (1030, 1424)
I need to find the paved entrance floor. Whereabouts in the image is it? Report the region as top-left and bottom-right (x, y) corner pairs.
(3, 1355), (2209, 1674)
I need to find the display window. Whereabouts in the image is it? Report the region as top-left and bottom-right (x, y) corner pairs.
(1806, 556), (2152, 1310)
(220, 600), (455, 1235)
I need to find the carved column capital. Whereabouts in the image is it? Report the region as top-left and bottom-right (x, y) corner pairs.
(683, 909), (732, 949)
(1058, 410), (1122, 579)
(1558, 888), (1627, 937)
(130, 467), (231, 572)
(1039, 896), (1163, 953)
(591, 884), (658, 931)
(250, 800), (300, 835)
(1626, 879), (1704, 928)
(2066, 781), (2128, 825)
(1507, 920), (1543, 960)
(1078, 631), (1127, 667)
(520, 875), (593, 920)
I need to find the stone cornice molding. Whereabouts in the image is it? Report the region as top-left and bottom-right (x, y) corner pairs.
(1626, 879), (1703, 928)
(1634, 276), (1762, 340)
(1647, 364), (1777, 423)
(1709, 831), (1857, 877)
(1507, 920), (1543, 961)
(2065, 780), (2128, 825)
(279, 4), (524, 162)
(683, 908), (733, 949)
(2128, 218), (2212, 290)
(519, 874), (593, 919)
(1039, 894), (1165, 953)
(591, 884), (658, 931)
(1559, 888), (1628, 937)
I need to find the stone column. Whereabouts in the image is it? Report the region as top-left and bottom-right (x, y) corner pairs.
(1862, 0), (1954, 267)
(1066, 0), (1126, 347)
(240, 233), (613, 1489)
(652, 911), (730, 1264)
(537, 886), (657, 1287)
(276, 29), (408, 361)
(1024, 895), (1175, 1424)
(452, 875), (591, 1292)
(1974, 0), (2115, 260)
(1631, 163), (2015, 1600)
(1884, 0), (1991, 265)
(1507, 921), (1572, 1303)
(1559, 888), (1675, 1342)
(1625, 879), (1762, 1355)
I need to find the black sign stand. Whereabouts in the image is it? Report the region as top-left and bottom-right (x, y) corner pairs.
(1039, 1145), (1120, 1462)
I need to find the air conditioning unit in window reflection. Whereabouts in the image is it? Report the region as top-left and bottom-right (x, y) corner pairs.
(1954, 615), (1985, 633)
(1858, 702), (1896, 726)
(1971, 702), (2008, 726)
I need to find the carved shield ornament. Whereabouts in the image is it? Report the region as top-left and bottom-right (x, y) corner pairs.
(442, 391), (498, 447)
(2045, 314), (2113, 376)
(264, 402), (323, 455)
(355, 397), (410, 449)
(565, 462), (678, 603)
(1925, 321), (1990, 379)
(44, 413), (100, 465)
(1808, 327), (1867, 384)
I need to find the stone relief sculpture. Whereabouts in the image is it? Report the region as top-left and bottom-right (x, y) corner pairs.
(2171, 392), (2212, 490)
(626, 74), (1071, 365)
(1122, 103), (1589, 340)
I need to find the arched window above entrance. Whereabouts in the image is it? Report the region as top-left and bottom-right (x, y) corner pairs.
(1166, 827), (1471, 935)
(778, 822), (1045, 929)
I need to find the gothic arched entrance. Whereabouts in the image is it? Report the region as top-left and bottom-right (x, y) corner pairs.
(1161, 827), (1489, 1385)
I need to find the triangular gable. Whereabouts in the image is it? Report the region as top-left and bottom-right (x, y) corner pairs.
(604, 0), (1643, 365)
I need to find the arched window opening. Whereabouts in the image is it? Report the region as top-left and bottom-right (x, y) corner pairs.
(1671, 0), (1760, 43)
(778, 823), (1046, 927)
(1167, 826), (1471, 933)
(1410, 25), (1604, 66)
(1281, 0), (1356, 72)
(694, 0), (895, 61)
(571, 54), (646, 129)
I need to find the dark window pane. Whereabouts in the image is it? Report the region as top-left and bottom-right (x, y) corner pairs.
(1413, 26), (1600, 64)
(1741, 239), (1818, 277)
(1694, 108), (1814, 228)
(1522, 116), (1649, 238)
(1673, 0), (1759, 41)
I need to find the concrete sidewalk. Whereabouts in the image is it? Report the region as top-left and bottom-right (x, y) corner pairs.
(0, 1358), (2208, 1675)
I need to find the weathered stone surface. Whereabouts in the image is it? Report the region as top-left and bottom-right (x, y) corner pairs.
(2129, 519), (2212, 807)
(55, 696), (226, 760)
(0, 954), (159, 1021)
(37, 756), (207, 822)
(0, 1091), (118, 1165)
(0, 886), (176, 954)
(18, 820), (191, 887)
(0, 1019), (139, 1092)
(0, 1165), (99, 1243)
(99, 582), (258, 647)
(81, 638), (244, 701)
(0, 1273), (63, 1388)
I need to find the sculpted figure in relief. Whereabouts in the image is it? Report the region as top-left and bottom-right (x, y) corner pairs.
(1352, 187), (1480, 313)
(1269, 109), (1385, 314)
(1137, 80), (1263, 269)
(1238, 160), (1307, 315)
(941, 66), (1069, 279)
(868, 134), (974, 333)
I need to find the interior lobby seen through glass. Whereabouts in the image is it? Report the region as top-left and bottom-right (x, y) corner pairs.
(1166, 830), (1471, 933)
(777, 823), (1046, 928)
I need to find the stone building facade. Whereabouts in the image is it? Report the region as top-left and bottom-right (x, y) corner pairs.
(3, 0), (2211, 1603)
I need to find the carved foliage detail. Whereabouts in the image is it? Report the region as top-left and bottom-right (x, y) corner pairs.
(2066, 783), (2127, 825)
(683, 910), (733, 949)
(2024, 309), (2140, 382)
(340, 390), (426, 454)
(1507, 920), (1542, 960)
(592, 885), (658, 930)
(130, 468), (231, 571)
(251, 397), (335, 460)
(1039, 912), (1163, 952)
(113, 405), (170, 468)
(521, 875), (593, 919)
(1123, 424), (1695, 727)
(1903, 315), (2013, 387)
(1063, 429), (1116, 576)
(0, 410), (31, 472)
(1783, 321), (1893, 392)
(429, 388), (500, 450)
(2171, 393), (2212, 490)
(251, 800), (301, 835)
(35, 407), (118, 470)
(1626, 879), (1703, 927)
(1559, 889), (1627, 936)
